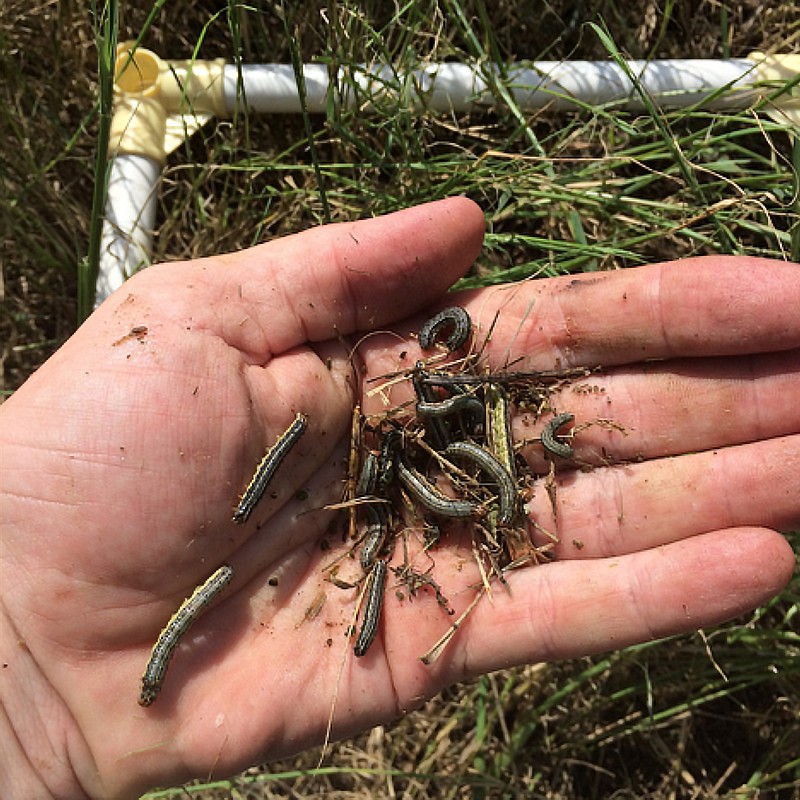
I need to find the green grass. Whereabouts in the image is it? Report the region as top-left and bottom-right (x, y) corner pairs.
(2, 0), (799, 797)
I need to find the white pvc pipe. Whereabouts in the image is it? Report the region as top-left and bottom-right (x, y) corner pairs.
(220, 60), (760, 115)
(98, 51), (796, 308)
(97, 153), (160, 303)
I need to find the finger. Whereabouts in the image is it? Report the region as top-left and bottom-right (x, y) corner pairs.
(462, 256), (800, 369)
(516, 349), (800, 468)
(525, 434), (800, 558)
(129, 197), (485, 359)
(428, 527), (795, 680)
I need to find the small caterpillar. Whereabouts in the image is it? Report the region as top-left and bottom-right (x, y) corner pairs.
(139, 564), (233, 707)
(354, 560), (388, 657)
(233, 413), (308, 524)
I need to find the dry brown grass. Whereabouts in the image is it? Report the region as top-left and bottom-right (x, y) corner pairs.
(2, 2), (798, 797)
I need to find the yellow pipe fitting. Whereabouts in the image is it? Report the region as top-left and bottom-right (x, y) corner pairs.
(110, 44), (168, 163)
(111, 42), (229, 161)
(749, 52), (800, 128)
(157, 57), (228, 117)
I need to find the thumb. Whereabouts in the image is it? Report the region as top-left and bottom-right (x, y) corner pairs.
(121, 197), (486, 359)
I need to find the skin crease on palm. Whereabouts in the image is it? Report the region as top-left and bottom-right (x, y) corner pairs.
(0, 197), (798, 799)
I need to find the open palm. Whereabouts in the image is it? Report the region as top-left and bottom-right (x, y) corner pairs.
(1, 198), (796, 798)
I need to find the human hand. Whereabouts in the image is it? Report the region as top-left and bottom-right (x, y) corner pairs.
(1, 197), (796, 798)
